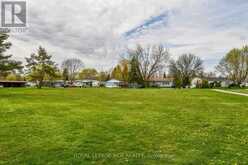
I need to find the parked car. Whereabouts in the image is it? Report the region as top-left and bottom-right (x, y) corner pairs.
(240, 82), (248, 88)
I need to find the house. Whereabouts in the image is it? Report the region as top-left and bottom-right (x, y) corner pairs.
(26, 80), (65, 88)
(74, 80), (83, 87)
(105, 79), (122, 88)
(52, 80), (65, 88)
(206, 77), (233, 88)
(26, 82), (37, 87)
(148, 78), (175, 88)
(92, 80), (100, 87)
(191, 77), (203, 88)
(128, 83), (143, 88)
(74, 80), (100, 88)
(220, 80), (233, 88)
(81, 80), (100, 87)
(190, 77), (233, 88)
(0, 81), (26, 87)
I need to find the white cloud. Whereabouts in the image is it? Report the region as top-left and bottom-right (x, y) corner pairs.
(7, 0), (248, 71)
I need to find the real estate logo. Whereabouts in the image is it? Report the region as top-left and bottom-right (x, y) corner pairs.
(1, 1), (26, 27)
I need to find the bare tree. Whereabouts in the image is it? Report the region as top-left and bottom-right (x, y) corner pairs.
(128, 45), (170, 83)
(216, 46), (248, 84)
(61, 58), (84, 83)
(204, 71), (217, 78)
(169, 54), (203, 88)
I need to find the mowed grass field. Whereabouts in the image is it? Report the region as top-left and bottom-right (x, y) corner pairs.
(0, 88), (247, 164)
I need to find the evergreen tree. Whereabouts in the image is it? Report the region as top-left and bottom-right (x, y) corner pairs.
(25, 46), (58, 88)
(62, 68), (69, 82)
(128, 56), (143, 84)
(0, 33), (22, 78)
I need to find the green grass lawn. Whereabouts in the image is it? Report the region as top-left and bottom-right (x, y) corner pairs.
(0, 88), (247, 164)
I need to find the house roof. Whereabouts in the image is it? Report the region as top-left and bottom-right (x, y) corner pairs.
(191, 77), (230, 82)
(148, 78), (174, 82)
(83, 80), (99, 82)
(106, 79), (122, 83)
(0, 80), (26, 83)
(204, 77), (229, 82)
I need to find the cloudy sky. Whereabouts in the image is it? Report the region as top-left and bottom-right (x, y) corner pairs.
(7, 0), (248, 71)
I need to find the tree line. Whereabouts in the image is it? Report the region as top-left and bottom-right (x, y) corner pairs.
(0, 32), (248, 88)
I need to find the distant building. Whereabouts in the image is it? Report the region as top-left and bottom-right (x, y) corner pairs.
(191, 77), (233, 88)
(91, 80), (100, 87)
(128, 83), (143, 88)
(26, 82), (37, 87)
(52, 80), (65, 88)
(0, 81), (26, 87)
(83, 80), (100, 87)
(148, 78), (175, 88)
(191, 77), (203, 88)
(74, 80), (100, 88)
(105, 79), (122, 88)
(74, 80), (84, 87)
(206, 77), (233, 88)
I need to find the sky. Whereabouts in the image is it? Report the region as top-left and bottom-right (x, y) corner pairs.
(6, 0), (248, 72)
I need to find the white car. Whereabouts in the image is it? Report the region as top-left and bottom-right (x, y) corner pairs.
(240, 82), (248, 88)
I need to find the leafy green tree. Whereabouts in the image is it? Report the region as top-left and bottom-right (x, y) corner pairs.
(201, 79), (209, 88)
(216, 46), (248, 85)
(120, 59), (129, 82)
(110, 60), (130, 82)
(173, 75), (182, 88)
(6, 73), (17, 81)
(97, 71), (110, 81)
(79, 68), (98, 80)
(0, 33), (22, 78)
(25, 46), (58, 88)
(169, 54), (203, 88)
(111, 65), (123, 80)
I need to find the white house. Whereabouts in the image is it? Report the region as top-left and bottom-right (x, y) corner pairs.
(191, 77), (233, 88)
(148, 78), (175, 88)
(74, 80), (100, 87)
(105, 79), (122, 88)
(91, 80), (100, 87)
(26, 81), (37, 87)
(191, 77), (203, 88)
(207, 77), (233, 88)
(221, 80), (233, 88)
(53, 80), (64, 88)
(74, 80), (83, 87)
